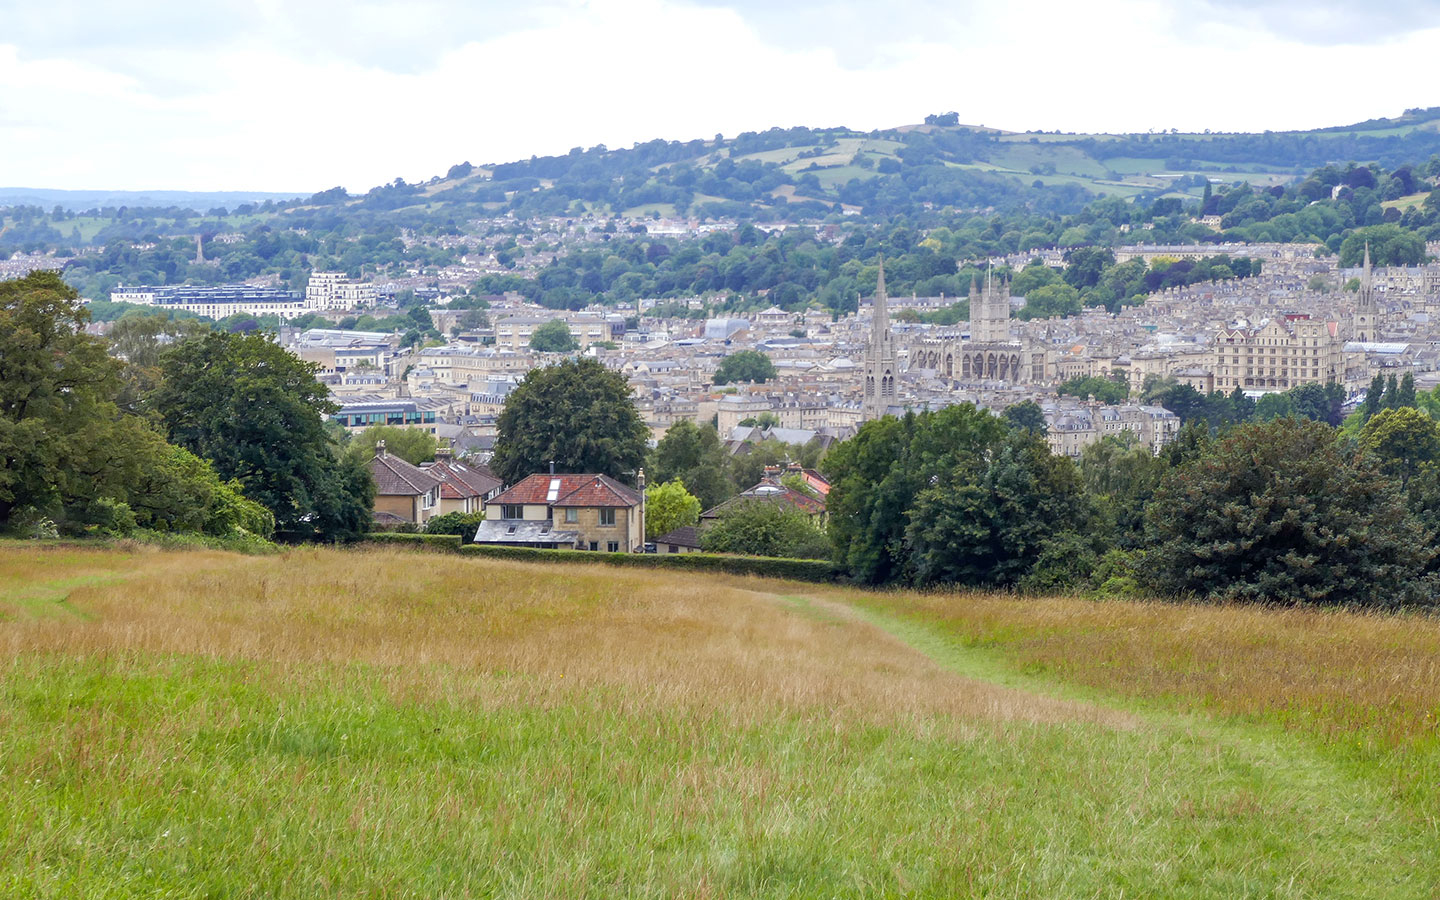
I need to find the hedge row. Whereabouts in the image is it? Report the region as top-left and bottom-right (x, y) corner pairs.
(363, 532), (463, 550)
(358, 534), (840, 583)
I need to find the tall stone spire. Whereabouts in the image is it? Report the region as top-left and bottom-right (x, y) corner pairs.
(862, 256), (897, 421)
(1361, 241), (1373, 303)
(874, 256), (889, 334)
(1354, 240), (1378, 341)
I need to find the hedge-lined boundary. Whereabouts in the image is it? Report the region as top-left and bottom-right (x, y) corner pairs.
(364, 532), (464, 550)
(358, 533), (840, 583)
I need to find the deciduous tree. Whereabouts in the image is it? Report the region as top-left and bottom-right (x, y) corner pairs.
(1141, 418), (1426, 606)
(644, 480), (701, 539)
(491, 357), (648, 486)
(153, 331), (373, 540)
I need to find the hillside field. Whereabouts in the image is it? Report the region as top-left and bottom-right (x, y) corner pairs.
(1, 543), (1437, 897)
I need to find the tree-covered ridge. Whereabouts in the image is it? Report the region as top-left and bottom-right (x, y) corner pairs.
(5, 111), (1440, 313)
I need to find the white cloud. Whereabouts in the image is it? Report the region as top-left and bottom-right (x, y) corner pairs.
(1, 0), (1438, 192)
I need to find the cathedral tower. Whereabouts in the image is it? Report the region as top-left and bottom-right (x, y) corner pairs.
(972, 267), (1011, 344)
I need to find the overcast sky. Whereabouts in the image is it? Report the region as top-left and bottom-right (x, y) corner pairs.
(2, 0), (1438, 193)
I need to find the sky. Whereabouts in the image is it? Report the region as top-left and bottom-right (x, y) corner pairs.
(2, 0), (1439, 194)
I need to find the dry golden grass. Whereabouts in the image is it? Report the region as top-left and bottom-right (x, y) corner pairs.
(4, 543), (1440, 897)
(0, 545), (1123, 734)
(836, 585), (1440, 825)
(839, 587), (1440, 746)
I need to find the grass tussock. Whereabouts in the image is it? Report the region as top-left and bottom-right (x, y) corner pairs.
(1, 544), (1438, 898)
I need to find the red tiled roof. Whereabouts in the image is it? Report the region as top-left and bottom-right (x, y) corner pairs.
(489, 473), (641, 508)
(370, 453), (444, 497)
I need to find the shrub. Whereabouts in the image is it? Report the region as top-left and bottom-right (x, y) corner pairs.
(424, 511), (486, 541)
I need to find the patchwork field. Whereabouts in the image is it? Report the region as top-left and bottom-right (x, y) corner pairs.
(1, 543), (1436, 897)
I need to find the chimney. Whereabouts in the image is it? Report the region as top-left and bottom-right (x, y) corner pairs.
(435, 444), (452, 463)
(549, 460), (556, 475)
(376, 439), (387, 459)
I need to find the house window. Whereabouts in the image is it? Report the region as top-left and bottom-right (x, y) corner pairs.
(599, 508), (616, 526)
(668, 545), (679, 554)
(589, 541), (599, 551)
(563, 508), (578, 523)
(502, 504), (522, 520)
(607, 541), (619, 553)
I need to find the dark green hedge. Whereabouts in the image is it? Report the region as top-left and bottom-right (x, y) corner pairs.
(358, 535), (840, 582)
(363, 532), (463, 550)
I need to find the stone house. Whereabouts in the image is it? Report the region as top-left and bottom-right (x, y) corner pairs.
(474, 472), (644, 552)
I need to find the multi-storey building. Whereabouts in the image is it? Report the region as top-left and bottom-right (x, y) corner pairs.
(493, 314), (616, 352)
(473, 472), (644, 552)
(305, 272), (376, 311)
(1213, 314), (1344, 392)
(110, 284), (308, 319)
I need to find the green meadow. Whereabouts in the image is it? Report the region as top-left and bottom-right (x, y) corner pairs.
(1, 544), (1436, 897)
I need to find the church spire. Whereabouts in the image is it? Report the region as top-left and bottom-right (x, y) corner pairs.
(874, 256), (889, 333)
(1360, 240), (1376, 312)
(862, 255), (896, 421)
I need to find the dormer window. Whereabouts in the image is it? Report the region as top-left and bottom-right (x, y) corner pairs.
(502, 504), (522, 520)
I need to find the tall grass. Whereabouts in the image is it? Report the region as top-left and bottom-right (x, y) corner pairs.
(1, 545), (1437, 897)
(839, 586), (1440, 829)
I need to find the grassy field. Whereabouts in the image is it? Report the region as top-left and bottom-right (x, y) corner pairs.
(1, 543), (1437, 897)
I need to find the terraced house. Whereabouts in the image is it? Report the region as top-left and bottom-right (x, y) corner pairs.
(473, 473), (644, 552)
(368, 442), (442, 526)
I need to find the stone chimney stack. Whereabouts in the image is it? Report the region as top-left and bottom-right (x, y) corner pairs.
(376, 439), (387, 459)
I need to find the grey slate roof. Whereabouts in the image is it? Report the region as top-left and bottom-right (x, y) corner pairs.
(473, 519), (579, 546)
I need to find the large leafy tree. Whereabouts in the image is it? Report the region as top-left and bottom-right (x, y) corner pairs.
(649, 419), (734, 509)
(700, 501), (829, 559)
(824, 404), (1005, 584)
(712, 350), (776, 386)
(528, 318), (578, 353)
(341, 425), (437, 468)
(490, 357), (648, 486)
(1079, 432), (1169, 550)
(1358, 407), (1440, 487)
(0, 273), (271, 538)
(906, 432), (1091, 587)
(1141, 418), (1427, 606)
(644, 480), (701, 539)
(0, 272), (122, 524)
(153, 331), (373, 540)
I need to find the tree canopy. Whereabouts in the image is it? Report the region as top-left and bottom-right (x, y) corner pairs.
(490, 357), (648, 486)
(645, 480), (701, 539)
(153, 331), (373, 540)
(1140, 418), (1428, 606)
(648, 420), (734, 510)
(700, 501), (829, 559)
(0, 272), (272, 540)
(528, 318), (579, 353)
(713, 350), (776, 386)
